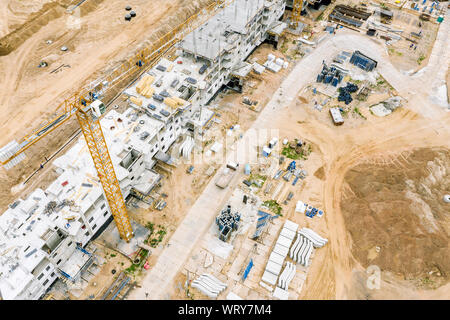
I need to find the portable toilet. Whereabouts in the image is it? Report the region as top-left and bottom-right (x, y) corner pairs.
(262, 146), (272, 157)
(437, 15), (444, 23)
(244, 164), (251, 175)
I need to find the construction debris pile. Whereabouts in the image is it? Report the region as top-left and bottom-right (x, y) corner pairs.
(370, 96), (403, 117)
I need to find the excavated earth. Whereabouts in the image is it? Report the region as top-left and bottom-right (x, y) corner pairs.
(341, 148), (450, 289)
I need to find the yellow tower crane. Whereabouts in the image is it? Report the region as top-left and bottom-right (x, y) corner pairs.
(76, 101), (133, 241)
(291, 0), (304, 29)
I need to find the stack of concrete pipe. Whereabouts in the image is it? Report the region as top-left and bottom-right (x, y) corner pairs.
(191, 274), (227, 298)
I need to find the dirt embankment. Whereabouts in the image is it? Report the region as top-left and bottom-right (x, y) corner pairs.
(341, 148), (450, 289)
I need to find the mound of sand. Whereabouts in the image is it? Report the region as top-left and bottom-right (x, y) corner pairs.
(341, 148), (450, 288)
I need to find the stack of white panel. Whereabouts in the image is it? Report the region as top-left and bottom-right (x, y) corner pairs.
(298, 228), (328, 248)
(273, 286), (289, 300)
(277, 261), (296, 290)
(179, 136), (195, 159)
(0, 140), (26, 170)
(295, 200), (307, 213)
(191, 274), (227, 298)
(226, 292), (243, 300)
(253, 62), (266, 74)
(261, 220), (298, 286)
(290, 233), (314, 266)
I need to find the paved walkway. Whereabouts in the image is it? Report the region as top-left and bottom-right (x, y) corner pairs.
(129, 22), (449, 299)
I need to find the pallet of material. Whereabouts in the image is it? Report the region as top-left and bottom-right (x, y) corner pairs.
(136, 75), (155, 98)
(164, 96), (186, 109)
(129, 96), (143, 106)
(333, 4), (372, 20)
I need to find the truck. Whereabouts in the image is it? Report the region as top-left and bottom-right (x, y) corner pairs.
(215, 162), (239, 189)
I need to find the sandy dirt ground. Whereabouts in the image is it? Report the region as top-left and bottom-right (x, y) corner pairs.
(0, 1), (449, 300)
(0, 0), (214, 210)
(273, 95), (449, 299)
(140, 23), (449, 300)
(0, 0), (213, 146)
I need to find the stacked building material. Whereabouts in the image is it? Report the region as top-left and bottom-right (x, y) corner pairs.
(216, 205), (241, 242)
(349, 51), (377, 71)
(277, 261), (296, 290)
(252, 210), (278, 239)
(261, 220), (298, 286)
(289, 234), (313, 266)
(191, 274), (227, 298)
(297, 228), (328, 248)
(136, 75), (155, 98)
(129, 96), (143, 106)
(316, 63), (344, 87)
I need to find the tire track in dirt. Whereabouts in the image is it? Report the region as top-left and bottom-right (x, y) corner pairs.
(0, 32), (43, 131)
(274, 86), (449, 298)
(320, 114), (449, 298)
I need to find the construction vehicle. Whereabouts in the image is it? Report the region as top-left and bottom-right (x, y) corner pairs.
(0, 0), (236, 242)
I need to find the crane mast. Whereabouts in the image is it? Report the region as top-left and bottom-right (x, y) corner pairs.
(76, 103), (133, 242)
(291, 0), (304, 28)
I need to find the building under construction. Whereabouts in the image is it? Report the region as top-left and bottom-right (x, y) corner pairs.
(0, 0), (288, 300)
